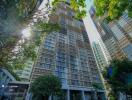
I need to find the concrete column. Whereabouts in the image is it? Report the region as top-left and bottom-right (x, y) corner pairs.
(48, 95), (52, 100)
(67, 90), (70, 100)
(92, 91), (98, 100)
(82, 91), (85, 100)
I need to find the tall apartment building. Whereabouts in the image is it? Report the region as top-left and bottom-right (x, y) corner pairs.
(92, 42), (108, 71)
(31, 1), (105, 100)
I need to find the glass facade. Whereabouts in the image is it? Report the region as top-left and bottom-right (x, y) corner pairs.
(123, 44), (132, 61)
(92, 42), (108, 71)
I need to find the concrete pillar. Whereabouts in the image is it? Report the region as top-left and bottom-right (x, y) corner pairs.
(48, 95), (52, 100)
(82, 91), (85, 100)
(92, 91), (98, 100)
(67, 90), (70, 100)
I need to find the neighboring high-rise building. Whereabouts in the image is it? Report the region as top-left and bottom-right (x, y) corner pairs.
(108, 13), (132, 61)
(92, 42), (108, 71)
(16, 60), (35, 81)
(98, 38), (111, 64)
(89, 6), (112, 63)
(31, 1), (105, 100)
(100, 19), (126, 60)
(15, 45), (39, 81)
(90, 14), (125, 59)
(90, 7), (132, 61)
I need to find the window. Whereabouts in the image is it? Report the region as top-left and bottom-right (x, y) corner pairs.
(123, 44), (132, 60)
(67, 11), (73, 17)
(60, 27), (67, 34)
(71, 80), (79, 85)
(60, 17), (66, 25)
(61, 78), (66, 84)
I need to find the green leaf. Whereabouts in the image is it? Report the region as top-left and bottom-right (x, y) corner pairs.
(75, 10), (86, 19)
(52, 0), (87, 18)
(105, 59), (132, 92)
(94, 0), (131, 20)
(128, 11), (132, 18)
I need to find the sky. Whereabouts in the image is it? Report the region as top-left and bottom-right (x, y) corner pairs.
(83, 0), (100, 43)
(84, 0), (111, 63)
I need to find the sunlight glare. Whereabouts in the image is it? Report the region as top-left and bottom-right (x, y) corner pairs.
(22, 27), (31, 39)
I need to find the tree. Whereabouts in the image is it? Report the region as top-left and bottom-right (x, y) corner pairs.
(34, 21), (60, 33)
(18, 0), (87, 20)
(92, 83), (104, 90)
(94, 0), (132, 20)
(17, 0), (40, 17)
(32, 21), (60, 46)
(0, 36), (36, 70)
(0, 6), (60, 80)
(52, 0), (86, 19)
(92, 83), (105, 100)
(0, 36), (23, 69)
(104, 59), (132, 98)
(30, 75), (62, 100)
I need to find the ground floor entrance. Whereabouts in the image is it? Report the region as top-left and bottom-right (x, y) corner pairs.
(52, 89), (106, 100)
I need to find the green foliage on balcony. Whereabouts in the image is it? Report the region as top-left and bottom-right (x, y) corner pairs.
(92, 83), (104, 90)
(17, 0), (38, 17)
(34, 21), (60, 33)
(52, 0), (86, 19)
